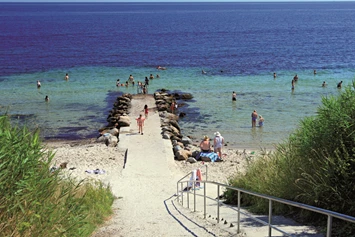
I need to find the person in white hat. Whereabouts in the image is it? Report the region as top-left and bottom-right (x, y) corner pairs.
(214, 131), (224, 158)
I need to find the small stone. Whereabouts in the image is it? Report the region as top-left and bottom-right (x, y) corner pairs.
(230, 223), (234, 227)
(224, 220), (228, 224)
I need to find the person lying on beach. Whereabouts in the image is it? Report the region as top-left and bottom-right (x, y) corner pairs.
(200, 136), (212, 153)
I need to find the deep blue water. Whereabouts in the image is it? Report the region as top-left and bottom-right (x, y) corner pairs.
(1, 2), (355, 147)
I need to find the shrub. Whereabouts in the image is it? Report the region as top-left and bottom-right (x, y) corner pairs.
(0, 115), (115, 237)
(225, 81), (355, 235)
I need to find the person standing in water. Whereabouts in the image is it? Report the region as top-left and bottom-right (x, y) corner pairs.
(337, 81), (343, 89)
(45, 95), (49, 102)
(64, 73), (69, 80)
(37, 80), (41, 89)
(251, 110), (258, 127)
(232, 91), (237, 101)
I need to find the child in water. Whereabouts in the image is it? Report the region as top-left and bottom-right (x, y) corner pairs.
(258, 115), (264, 127)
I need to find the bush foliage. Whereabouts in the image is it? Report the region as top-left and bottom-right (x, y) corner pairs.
(226, 82), (355, 235)
(0, 115), (115, 237)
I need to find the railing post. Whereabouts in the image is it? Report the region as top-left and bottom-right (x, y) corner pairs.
(193, 180), (196, 212)
(205, 165), (208, 181)
(327, 215), (333, 237)
(237, 190), (241, 233)
(204, 181), (206, 219)
(268, 199), (272, 237)
(217, 184), (220, 223)
(187, 181), (190, 209)
(181, 182), (183, 206)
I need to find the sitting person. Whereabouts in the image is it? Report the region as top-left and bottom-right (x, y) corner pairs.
(199, 135), (211, 153)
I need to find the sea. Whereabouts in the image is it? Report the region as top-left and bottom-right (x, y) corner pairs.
(1, 2), (355, 148)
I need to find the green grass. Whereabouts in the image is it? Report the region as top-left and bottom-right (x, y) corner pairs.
(0, 115), (115, 237)
(225, 82), (355, 236)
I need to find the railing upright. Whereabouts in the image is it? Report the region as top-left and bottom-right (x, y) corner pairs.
(193, 181), (196, 212)
(268, 199), (272, 237)
(204, 184), (206, 219)
(217, 184), (220, 223)
(327, 216), (332, 237)
(237, 190), (241, 233)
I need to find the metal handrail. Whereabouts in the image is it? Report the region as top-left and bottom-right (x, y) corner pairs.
(176, 179), (355, 237)
(176, 165), (208, 204)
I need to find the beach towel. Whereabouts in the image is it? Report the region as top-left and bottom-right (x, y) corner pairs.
(85, 169), (106, 174)
(188, 170), (197, 187)
(199, 152), (220, 162)
(196, 168), (202, 187)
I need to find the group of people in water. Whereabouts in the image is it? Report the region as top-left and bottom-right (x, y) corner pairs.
(116, 73), (161, 94)
(229, 70), (346, 128)
(37, 73), (70, 102)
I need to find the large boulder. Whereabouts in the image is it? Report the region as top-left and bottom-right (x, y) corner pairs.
(162, 131), (173, 139)
(181, 93), (193, 100)
(118, 115), (130, 127)
(181, 136), (193, 146)
(106, 135), (118, 147)
(175, 149), (192, 161)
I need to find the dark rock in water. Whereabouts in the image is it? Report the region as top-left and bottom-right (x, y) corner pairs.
(179, 112), (186, 118)
(181, 93), (193, 100)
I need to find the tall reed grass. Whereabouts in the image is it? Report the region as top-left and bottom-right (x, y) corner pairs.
(0, 115), (115, 237)
(225, 82), (355, 236)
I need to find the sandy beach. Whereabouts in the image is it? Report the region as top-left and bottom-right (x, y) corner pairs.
(45, 94), (320, 237)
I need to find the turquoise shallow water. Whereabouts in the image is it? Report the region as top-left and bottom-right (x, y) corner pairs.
(1, 66), (352, 148)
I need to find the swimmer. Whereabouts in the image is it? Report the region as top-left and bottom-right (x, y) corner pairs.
(156, 74), (160, 78)
(314, 69), (317, 75)
(273, 72), (277, 78)
(116, 79), (120, 87)
(37, 80), (41, 89)
(337, 81), (343, 89)
(293, 74), (298, 81)
(64, 73), (69, 80)
(128, 75), (134, 83)
(322, 81), (327, 87)
(45, 95), (49, 102)
(202, 70), (207, 74)
(149, 74), (154, 79)
(232, 91), (236, 101)
(157, 66), (166, 70)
